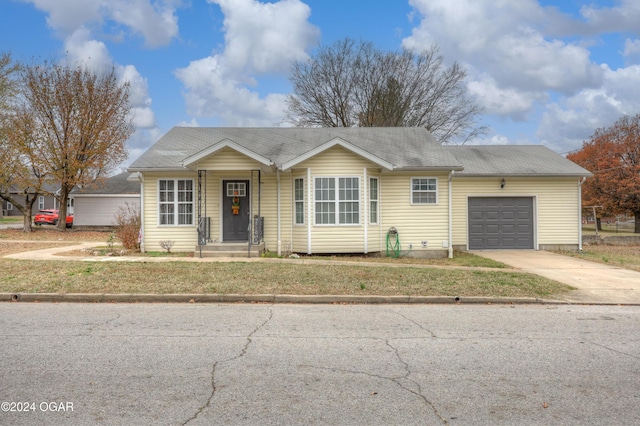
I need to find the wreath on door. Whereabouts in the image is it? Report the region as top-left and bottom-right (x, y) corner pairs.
(231, 192), (240, 215)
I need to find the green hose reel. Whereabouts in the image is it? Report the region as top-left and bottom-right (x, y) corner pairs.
(386, 227), (400, 258)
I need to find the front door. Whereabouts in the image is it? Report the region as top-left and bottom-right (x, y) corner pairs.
(222, 180), (250, 241)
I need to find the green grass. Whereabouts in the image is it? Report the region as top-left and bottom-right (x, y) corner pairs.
(0, 216), (22, 224)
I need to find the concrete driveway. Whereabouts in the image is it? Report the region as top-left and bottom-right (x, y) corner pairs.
(474, 250), (640, 304)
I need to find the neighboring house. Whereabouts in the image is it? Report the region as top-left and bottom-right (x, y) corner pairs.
(127, 127), (592, 257)
(1, 183), (59, 217)
(72, 172), (141, 227)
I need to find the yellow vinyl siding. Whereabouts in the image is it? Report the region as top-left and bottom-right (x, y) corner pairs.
(451, 177), (580, 249)
(256, 172), (292, 252)
(197, 147), (262, 170)
(379, 172), (450, 253)
(536, 178), (580, 246)
(142, 172), (198, 252)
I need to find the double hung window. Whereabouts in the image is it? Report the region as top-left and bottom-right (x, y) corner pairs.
(314, 177), (359, 225)
(411, 178), (437, 205)
(159, 179), (194, 225)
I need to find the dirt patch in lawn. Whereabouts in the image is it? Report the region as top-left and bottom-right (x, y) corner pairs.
(0, 227), (109, 242)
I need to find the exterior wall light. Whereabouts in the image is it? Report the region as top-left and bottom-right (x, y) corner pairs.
(500, 178), (506, 189)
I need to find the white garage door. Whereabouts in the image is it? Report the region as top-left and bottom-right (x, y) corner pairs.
(468, 197), (534, 250)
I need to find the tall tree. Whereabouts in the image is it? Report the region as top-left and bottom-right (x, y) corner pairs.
(0, 106), (49, 232)
(567, 114), (640, 233)
(286, 38), (487, 144)
(0, 51), (42, 231)
(19, 61), (134, 231)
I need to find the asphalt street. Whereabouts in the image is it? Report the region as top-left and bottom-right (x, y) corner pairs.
(1, 303), (639, 425)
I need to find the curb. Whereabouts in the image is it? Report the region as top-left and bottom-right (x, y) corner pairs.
(0, 292), (563, 305)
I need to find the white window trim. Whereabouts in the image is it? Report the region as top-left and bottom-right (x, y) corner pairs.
(410, 177), (438, 205)
(369, 177), (379, 224)
(38, 196), (45, 210)
(314, 176), (361, 226)
(7, 202), (13, 211)
(157, 178), (195, 226)
(294, 177), (305, 225)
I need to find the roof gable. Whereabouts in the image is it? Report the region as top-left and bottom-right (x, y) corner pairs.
(182, 138), (273, 168)
(281, 137), (394, 170)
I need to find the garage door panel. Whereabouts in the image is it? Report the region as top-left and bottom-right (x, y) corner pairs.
(468, 197), (534, 250)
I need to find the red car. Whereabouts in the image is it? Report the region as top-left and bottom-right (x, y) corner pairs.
(34, 209), (73, 228)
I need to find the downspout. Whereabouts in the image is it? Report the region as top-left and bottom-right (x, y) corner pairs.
(139, 174), (145, 253)
(448, 170), (454, 259)
(363, 168), (368, 254)
(307, 168), (312, 254)
(578, 176), (586, 251)
(277, 168), (281, 256)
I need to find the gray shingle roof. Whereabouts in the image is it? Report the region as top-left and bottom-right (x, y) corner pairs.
(128, 127), (462, 171)
(446, 145), (592, 176)
(73, 172), (140, 195)
(127, 127), (591, 176)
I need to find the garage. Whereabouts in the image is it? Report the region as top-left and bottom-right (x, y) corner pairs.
(468, 197), (534, 250)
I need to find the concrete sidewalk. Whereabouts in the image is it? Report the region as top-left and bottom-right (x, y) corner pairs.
(474, 250), (640, 304)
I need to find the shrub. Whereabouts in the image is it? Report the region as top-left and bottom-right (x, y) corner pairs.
(114, 202), (141, 251)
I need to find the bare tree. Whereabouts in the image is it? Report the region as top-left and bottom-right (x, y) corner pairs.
(286, 38), (487, 144)
(19, 61), (134, 231)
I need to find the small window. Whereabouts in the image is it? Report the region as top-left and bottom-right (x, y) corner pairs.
(369, 177), (378, 224)
(6, 202), (12, 211)
(294, 178), (304, 225)
(38, 196), (44, 210)
(411, 177), (437, 204)
(226, 182), (246, 197)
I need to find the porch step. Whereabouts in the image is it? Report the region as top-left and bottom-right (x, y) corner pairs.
(195, 242), (265, 258)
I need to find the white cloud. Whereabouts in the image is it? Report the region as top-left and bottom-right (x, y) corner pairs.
(175, 0), (319, 126)
(537, 64), (640, 153)
(215, 0), (319, 73)
(64, 27), (113, 70)
(623, 39), (640, 64)
(106, 0), (180, 48)
(63, 31), (156, 130)
(25, 0), (180, 48)
(468, 74), (547, 119)
(404, 0), (603, 120)
(579, 0), (640, 34)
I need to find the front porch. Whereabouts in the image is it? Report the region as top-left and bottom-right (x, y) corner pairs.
(195, 169), (266, 258)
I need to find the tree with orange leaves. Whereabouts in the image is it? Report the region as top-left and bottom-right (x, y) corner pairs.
(567, 114), (640, 233)
(16, 61), (134, 231)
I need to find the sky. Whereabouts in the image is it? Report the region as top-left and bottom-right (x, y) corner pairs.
(2, 0), (640, 171)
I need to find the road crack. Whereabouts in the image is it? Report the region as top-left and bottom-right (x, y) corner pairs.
(182, 305), (274, 425)
(585, 339), (640, 360)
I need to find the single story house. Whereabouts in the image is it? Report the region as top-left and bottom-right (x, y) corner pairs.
(72, 172), (141, 227)
(127, 127), (592, 257)
(2, 183), (60, 217)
